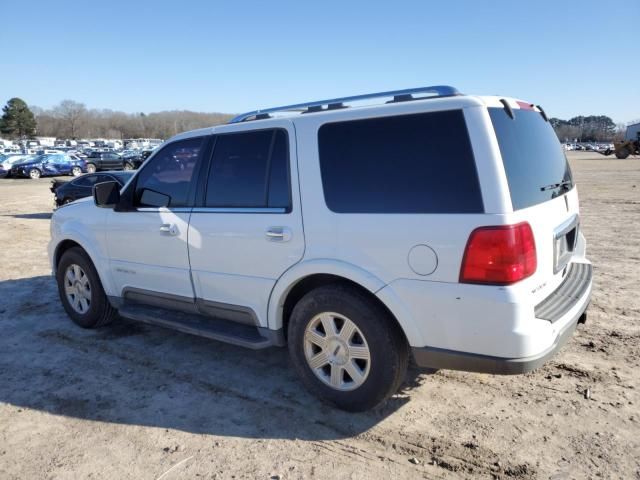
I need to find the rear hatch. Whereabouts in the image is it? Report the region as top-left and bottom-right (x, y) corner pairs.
(489, 104), (580, 303)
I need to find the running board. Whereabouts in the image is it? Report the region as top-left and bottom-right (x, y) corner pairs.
(118, 304), (276, 349)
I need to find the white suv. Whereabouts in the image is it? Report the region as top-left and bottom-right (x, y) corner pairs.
(49, 86), (592, 411)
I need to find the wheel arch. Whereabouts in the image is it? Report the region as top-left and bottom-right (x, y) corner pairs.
(268, 260), (420, 346)
(52, 234), (115, 296)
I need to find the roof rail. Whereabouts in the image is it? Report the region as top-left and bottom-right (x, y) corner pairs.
(229, 85), (461, 123)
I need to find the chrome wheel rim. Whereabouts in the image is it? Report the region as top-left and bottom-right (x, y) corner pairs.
(64, 264), (91, 314)
(29, 169), (40, 179)
(304, 312), (371, 391)
(123, 163), (133, 170)
(87, 164), (96, 173)
(72, 167), (82, 176)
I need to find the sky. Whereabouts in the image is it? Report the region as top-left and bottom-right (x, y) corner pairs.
(1, 0), (638, 123)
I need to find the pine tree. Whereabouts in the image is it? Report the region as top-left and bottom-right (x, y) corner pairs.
(0, 98), (37, 139)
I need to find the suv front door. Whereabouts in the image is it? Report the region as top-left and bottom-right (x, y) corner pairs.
(105, 137), (208, 306)
(187, 123), (304, 327)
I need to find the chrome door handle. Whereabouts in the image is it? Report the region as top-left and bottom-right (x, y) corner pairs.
(159, 224), (178, 236)
(266, 227), (291, 242)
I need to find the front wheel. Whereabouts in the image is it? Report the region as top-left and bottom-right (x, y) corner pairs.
(71, 166), (82, 176)
(56, 247), (117, 328)
(29, 168), (41, 179)
(288, 284), (408, 412)
(86, 163), (97, 173)
(123, 162), (134, 171)
(615, 148), (629, 159)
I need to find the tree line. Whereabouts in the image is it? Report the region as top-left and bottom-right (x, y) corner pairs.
(0, 96), (627, 144)
(549, 115), (622, 142)
(0, 97), (232, 141)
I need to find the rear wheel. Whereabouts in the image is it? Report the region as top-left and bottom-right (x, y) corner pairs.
(86, 163), (97, 173)
(71, 166), (82, 176)
(29, 168), (41, 179)
(615, 148), (629, 159)
(288, 284), (408, 411)
(56, 247), (117, 328)
(123, 162), (134, 170)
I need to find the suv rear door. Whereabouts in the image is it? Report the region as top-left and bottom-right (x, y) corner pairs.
(187, 122), (304, 327)
(489, 105), (581, 302)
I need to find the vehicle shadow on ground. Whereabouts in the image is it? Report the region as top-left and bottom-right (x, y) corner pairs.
(2, 212), (52, 219)
(0, 275), (426, 441)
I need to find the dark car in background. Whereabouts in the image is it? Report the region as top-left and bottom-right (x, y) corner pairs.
(84, 151), (123, 172)
(51, 170), (134, 207)
(10, 153), (87, 179)
(121, 149), (154, 170)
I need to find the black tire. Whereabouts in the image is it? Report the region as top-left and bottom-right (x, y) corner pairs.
(56, 247), (117, 328)
(86, 163), (97, 173)
(287, 284), (409, 412)
(615, 148), (629, 159)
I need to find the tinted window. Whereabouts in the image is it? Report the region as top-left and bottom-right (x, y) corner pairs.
(318, 110), (483, 213)
(73, 175), (99, 187)
(489, 107), (573, 210)
(205, 129), (290, 209)
(134, 137), (204, 208)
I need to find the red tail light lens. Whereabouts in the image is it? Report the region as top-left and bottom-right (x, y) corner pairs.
(460, 222), (537, 285)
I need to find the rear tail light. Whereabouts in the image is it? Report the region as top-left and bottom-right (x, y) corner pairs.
(460, 222), (537, 285)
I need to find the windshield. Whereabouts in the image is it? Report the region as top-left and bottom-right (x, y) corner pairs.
(489, 107), (573, 210)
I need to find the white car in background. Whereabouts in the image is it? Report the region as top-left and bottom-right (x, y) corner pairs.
(49, 86), (592, 411)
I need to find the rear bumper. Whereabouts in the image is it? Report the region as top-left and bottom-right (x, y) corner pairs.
(411, 262), (592, 374)
(412, 307), (588, 374)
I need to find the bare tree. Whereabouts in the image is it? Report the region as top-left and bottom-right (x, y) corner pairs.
(54, 100), (87, 138)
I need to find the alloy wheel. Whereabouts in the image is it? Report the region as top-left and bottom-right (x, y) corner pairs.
(64, 264), (92, 314)
(304, 312), (371, 391)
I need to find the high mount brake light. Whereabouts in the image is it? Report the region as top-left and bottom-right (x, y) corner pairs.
(460, 222), (537, 285)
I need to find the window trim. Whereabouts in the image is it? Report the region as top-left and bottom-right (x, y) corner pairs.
(198, 127), (292, 213)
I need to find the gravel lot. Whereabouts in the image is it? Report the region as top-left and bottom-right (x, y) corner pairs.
(0, 151), (638, 479)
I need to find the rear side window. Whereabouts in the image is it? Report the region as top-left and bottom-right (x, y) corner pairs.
(318, 110), (483, 213)
(205, 129), (290, 210)
(489, 107), (573, 210)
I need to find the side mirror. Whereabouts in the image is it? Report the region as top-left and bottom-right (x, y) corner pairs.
(93, 181), (121, 208)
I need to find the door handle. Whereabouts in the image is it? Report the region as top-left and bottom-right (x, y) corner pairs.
(159, 224), (179, 236)
(266, 227), (291, 242)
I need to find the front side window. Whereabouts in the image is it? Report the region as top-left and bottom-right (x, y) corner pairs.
(134, 137), (204, 208)
(205, 129), (290, 209)
(318, 110), (483, 213)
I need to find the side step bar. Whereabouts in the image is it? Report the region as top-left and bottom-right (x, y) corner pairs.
(118, 304), (278, 350)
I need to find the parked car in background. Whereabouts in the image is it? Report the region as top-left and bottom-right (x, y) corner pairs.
(1, 154), (35, 177)
(10, 153), (87, 179)
(51, 170), (134, 207)
(120, 149), (155, 170)
(84, 151), (123, 172)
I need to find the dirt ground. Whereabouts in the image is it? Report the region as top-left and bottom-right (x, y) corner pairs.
(0, 151), (638, 479)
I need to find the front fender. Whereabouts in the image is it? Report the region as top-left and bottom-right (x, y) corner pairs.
(49, 203), (114, 295)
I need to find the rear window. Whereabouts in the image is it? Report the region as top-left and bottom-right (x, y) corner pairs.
(318, 110), (483, 213)
(489, 107), (573, 210)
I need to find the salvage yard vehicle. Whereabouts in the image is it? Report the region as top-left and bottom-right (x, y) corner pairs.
(49, 86), (592, 411)
(84, 151), (123, 173)
(10, 153), (87, 179)
(51, 170), (134, 207)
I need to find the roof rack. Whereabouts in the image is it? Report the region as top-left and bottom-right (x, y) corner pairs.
(229, 85), (461, 123)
